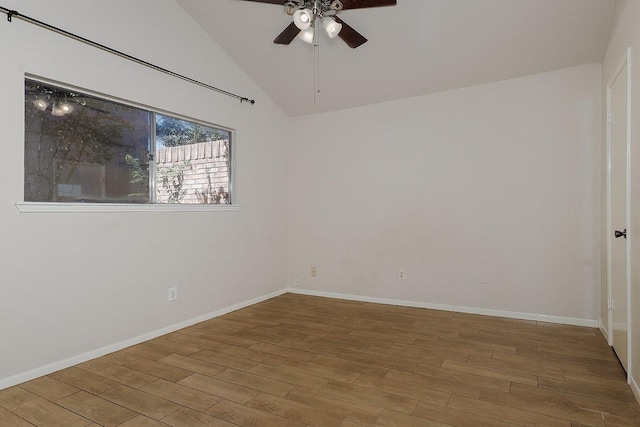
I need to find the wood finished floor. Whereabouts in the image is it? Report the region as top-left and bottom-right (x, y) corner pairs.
(1, 294), (639, 427)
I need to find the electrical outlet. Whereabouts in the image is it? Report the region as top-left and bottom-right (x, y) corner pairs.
(311, 266), (317, 277)
(399, 270), (405, 280)
(294, 277), (300, 287)
(168, 287), (178, 301)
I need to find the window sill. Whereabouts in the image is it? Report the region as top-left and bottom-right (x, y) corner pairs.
(15, 202), (242, 213)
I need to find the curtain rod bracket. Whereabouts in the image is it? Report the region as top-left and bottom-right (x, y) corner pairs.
(7, 10), (16, 22)
(240, 97), (256, 105)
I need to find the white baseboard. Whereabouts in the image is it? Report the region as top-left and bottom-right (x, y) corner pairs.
(631, 375), (640, 405)
(0, 288), (287, 391)
(0, 287), (602, 392)
(288, 288), (599, 328)
(599, 318), (610, 342)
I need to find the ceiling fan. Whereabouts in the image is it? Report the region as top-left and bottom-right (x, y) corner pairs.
(242, 0), (397, 48)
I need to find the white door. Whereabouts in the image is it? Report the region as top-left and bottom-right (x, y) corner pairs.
(608, 57), (629, 373)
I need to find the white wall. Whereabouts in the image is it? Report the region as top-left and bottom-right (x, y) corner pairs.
(288, 64), (602, 324)
(0, 0), (289, 388)
(0, 0), (608, 391)
(601, 0), (640, 398)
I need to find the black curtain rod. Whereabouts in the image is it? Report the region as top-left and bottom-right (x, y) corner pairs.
(1, 6), (256, 105)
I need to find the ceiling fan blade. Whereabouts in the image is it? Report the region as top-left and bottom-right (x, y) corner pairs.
(240, 0), (397, 8)
(274, 22), (301, 44)
(241, 0), (285, 4)
(333, 16), (367, 48)
(341, 0), (396, 9)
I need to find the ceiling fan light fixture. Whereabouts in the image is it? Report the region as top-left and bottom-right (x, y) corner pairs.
(293, 8), (313, 30)
(51, 102), (73, 116)
(32, 98), (48, 111)
(297, 26), (314, 44)
(322, 16), (342, 39)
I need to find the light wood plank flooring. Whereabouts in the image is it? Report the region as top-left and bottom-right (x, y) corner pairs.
(1, 293), (638, 426)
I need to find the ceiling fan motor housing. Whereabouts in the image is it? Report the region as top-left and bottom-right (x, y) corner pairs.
(284, 0), (344, 16)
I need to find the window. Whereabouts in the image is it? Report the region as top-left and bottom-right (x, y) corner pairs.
(24, 79), (232, 206)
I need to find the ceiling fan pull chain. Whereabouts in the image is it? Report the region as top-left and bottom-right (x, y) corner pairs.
(314, 23), (320, 105)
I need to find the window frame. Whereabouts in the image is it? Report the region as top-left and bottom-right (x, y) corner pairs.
(18, 75), (240, 213)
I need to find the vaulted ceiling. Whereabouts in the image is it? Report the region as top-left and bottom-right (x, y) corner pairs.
(178, 0), (616, 117)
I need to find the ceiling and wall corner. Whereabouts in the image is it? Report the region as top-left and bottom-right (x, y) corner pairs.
(177, 0), (616, 117)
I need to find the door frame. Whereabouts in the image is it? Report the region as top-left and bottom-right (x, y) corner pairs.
(606, 47), (632, 381)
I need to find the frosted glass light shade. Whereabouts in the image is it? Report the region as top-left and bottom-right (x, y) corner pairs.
(293, 9), (313, 30)
(32, 99), (48, 111)
(297, 27), (314, 43)
(51, 102), (73, 116)
(322, 17), (342, 39)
